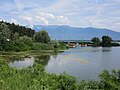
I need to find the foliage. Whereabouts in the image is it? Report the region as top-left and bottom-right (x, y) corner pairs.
(4, 41), (31, 51)
(0, 23), (11, 50)
(99, 70), (120, 90)
(90, 36), (118, 47)
(0, 21), (35, 38)
(91, 37), (100, 46)
(0, 21), (68, 51)
(102, 36), (112, 47)
(35, 54), (50, 66)
(111, 42), (120, 46)
(32, 43), (54, 50)
(51, 41), (68, 50)
(0, 60), (78, 90)
(19, 36), (33, 46)
(34, 30), (50, 43)
(12, 32), (19, 42)
(0, 59), (120, 90)
(58, 42), (68, 50)
(91, 37), (100, 43)
(79, 80), (104, 89)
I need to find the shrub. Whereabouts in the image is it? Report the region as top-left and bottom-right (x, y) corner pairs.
(32, 43), (54, 50)
(0, 59), (120, 90)
(4, 41), (31, 51)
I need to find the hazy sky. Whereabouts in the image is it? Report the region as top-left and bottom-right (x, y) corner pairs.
(0, 0), (120, 32)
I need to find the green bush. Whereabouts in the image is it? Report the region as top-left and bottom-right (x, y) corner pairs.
(4, 41), (31, 51)
(0, 59), (120, 90)
(0, 60), (78, 90)
(19, 36), (33, 46)
(32, 43), (54, 50)
(111, 43), (120, 46)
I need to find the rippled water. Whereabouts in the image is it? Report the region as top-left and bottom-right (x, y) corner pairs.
(8, 47), (120, 80)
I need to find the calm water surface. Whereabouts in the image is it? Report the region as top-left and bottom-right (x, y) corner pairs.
(9, 47), (120, 81)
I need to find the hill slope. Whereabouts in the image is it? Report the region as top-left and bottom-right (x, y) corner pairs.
(33, 25), (120, 40)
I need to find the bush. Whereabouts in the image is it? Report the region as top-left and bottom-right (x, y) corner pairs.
(0, 60), (78, 90)
(32, 43), (54, 50)
(0, 59), (120, 90)
(19, 36), (33, 46)
(111, 43), (120, 46)
(4, 41), (31, 51)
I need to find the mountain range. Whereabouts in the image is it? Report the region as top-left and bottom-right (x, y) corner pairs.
(32, 25), (120, 40)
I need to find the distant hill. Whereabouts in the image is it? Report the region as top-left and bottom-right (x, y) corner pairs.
(33, 25), (120, 40)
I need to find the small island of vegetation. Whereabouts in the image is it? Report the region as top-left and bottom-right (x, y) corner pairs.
(91, 36), (120, 47)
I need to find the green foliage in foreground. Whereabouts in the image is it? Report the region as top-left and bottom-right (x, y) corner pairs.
(0, 60), (120, 90)
(0, 60), (77, 90)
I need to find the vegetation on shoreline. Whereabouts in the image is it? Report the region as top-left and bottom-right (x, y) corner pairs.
(91, 36), (120, 47)
(0, 21), (67, 52)
(0, 59), (120, 90)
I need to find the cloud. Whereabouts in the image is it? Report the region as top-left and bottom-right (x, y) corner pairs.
(37, 12), (69, 24)
(10, 18), (19, 24)
(15, 0), (24, 11)
(0, 0), (120, 32)
(38, 12), (55, 19)
(18, 12), (69, 27)
(57, 15), (69, 23)
(19, 16), (32, 21)
(35, 16), (49, 25)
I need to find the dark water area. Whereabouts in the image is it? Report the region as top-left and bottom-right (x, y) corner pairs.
(7, 47), (120, 81)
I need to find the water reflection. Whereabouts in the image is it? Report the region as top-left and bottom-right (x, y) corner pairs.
(45, 47), (120, 81)
(9, 57), (34, 69)
(53, 50), (58, 59)
(7, 47), (120, 81)
(102, 47), (111, 52)
(8, 54), (51, 68)
(34, 54), (50, 66)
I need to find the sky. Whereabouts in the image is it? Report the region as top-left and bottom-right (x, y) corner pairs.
(0, 0), (120, 32)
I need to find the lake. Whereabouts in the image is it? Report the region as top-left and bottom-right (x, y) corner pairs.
(8, 47), (120, 81)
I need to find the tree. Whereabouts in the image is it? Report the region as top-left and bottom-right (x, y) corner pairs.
(19, 36), (33, 46)
(91, 37), (100, 46)
(34, 30), (50, 43)
(91, 37), (100, 43)
(102, 36), (112, 47)
(0, 21), (35, 38)
(13, 32), (20, 42)
(0, 23), (11, 50)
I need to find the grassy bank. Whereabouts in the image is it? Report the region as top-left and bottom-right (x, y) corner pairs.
(0, 59), (120, 90)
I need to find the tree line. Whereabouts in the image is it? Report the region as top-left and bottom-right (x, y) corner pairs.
(0, 21), (67, 51)
(91, 36), (120, 47)
(0, 21), (35, 38)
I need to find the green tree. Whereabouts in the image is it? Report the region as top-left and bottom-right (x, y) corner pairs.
(91, 37), (100, 46)
(102, 36), (112, 47)
(34, 30), (50, 43)
(91, 37), (100, 43)
(13, 32), (20, 42)
(19, 36), (33, 46)
(0, 23), (11, 50)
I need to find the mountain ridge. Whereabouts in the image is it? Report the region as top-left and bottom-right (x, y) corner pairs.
(32, 25), (120, 40)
